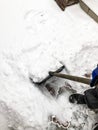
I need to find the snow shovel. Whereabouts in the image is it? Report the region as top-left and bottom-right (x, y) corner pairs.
(49, 71), (91, 85)
(30, 65), (65, 85)
(55, 0), (79, 11)
(30, 65), (91, 85)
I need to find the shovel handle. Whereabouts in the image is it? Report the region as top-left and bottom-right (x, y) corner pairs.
(49, 72), (91, 85)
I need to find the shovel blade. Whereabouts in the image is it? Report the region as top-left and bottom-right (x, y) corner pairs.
(29, 65), (65, 85)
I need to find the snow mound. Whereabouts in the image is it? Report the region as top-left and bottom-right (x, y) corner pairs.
(0, 100), (24, 130)
(0, 113), (9, 130)
(29, 56), (63, 83)
(70, 45), (98, 76)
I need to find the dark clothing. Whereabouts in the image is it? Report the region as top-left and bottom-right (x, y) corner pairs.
(90, 66), (98, 87)
(69, 93), (86, 104)
(84, 87), (98, 109)
(90, 76), (98, 87)
(69, 66), (98, 130)
(85, 66), (98, 109)
(69, 88), (98, 109)
(69, 66), (98, 109)
(92, 67), (98, 79)
(93, 125), (98, 130)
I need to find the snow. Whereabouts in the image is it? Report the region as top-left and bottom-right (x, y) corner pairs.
(0, 0), (98, 130)
(0, 113), (9, 130)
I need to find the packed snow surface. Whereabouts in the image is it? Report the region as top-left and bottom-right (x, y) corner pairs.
(0, 0), (98, 130)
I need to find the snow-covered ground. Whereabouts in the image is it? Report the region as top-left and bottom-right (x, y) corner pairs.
(0, 0), (98, 130)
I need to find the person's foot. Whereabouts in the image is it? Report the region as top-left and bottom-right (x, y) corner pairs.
(69, 93), (86, 104)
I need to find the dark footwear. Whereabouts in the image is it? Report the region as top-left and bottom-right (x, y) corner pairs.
(69, 93), (86, 104)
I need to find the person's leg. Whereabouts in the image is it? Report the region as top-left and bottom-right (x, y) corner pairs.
(93, 124), (98, 130)
(94, 126), (98, 130)
(84, 88), (98, 109)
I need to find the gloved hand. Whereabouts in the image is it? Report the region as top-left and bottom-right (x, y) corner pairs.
(90, 65), (98, 87)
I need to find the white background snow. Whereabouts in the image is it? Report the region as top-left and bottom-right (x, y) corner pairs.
(0, 0), (98, 130)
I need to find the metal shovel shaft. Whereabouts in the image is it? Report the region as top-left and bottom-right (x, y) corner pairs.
(50, 72), (91, 85)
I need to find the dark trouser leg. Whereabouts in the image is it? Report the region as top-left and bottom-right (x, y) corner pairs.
(84, 88), (98, 109)
(93, 124), (98, 130)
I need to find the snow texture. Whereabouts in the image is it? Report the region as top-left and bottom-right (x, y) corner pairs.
(0, 0), (98, 130)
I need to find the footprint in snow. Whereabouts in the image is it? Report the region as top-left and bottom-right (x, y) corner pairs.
(24, 10), (48, 33)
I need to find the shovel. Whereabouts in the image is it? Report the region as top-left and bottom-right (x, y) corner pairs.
(30, 65), (91, 85)
(55, 0), (79, 11)
(49, 71), (91, 85)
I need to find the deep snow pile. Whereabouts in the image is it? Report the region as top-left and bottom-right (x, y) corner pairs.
(0, 0), (98, 130)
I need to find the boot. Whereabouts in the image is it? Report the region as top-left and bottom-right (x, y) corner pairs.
(69, 93), (86, 104)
